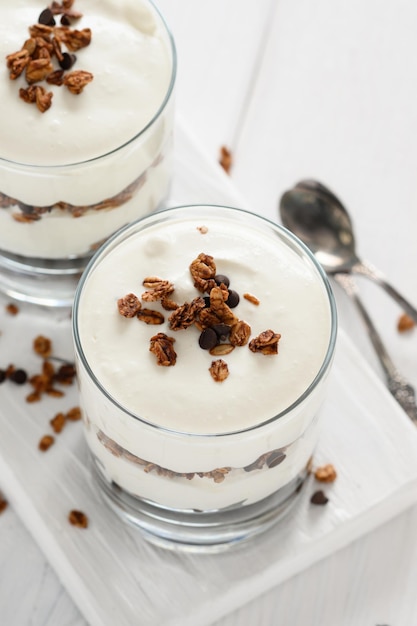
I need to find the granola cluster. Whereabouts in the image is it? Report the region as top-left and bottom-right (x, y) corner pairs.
(6, 1), (93, 113)
(117, 252), (282, 382)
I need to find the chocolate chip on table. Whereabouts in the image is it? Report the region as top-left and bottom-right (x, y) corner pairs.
(9, 369), (28, 385)
(226, 289), (240, 308)
(0, 496), (8, 514)
(60, 14), (71, 26)
(38, 8), (56, 26)
(214, 274), (230, 288)
(199, 327), (218, 350)
(310, 490), (329, 505)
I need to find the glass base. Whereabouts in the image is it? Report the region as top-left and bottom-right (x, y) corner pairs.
(0, 249), (91, 308)
(92, 459), (307, 552)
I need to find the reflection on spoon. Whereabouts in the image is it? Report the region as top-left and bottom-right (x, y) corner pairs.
(279, 179), (417, 323)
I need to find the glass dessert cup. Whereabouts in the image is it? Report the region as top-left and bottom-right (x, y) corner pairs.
(0, 0), (176, 308)
(72, 205), (337, 550)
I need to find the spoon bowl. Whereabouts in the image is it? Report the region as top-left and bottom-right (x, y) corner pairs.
(279, 179), (417, 323)
(280, 182), (358, 272)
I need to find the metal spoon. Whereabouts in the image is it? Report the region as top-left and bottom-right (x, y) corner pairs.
(279, 180), (417, 422)
(280, 179), (417, 324)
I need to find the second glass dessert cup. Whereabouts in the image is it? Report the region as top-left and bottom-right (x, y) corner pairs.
(0, 0), (176, 307)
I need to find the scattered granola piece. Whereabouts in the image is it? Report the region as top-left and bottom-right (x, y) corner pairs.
(219, 145), (232, 174)
(117, 293), (141, 318)
(136, 309), (165, 325)
(50, 412), (66, 433)
(197, 225), (208, 234)
(33, 335), (52, 358)
(26, 56), (54, 84)
(189, 253), (217, 293)
(46, 69), (65, 85)
(5, 303), (19, 316)
(209, 343), (234, 356)
(310, 490), (329, 505)
(27, 359), (69, 401)
(243, 292), (260, 306)
(0, 496), (8, 514)
(6, 49), (30, 80)
(55, 27), (92, 52)
(141, 277), (174, 302)
(208, 286), (237, 325)
(161, 295), (179, 311)
(314, 463), (337, 483)
(68, 509), (88, 528)
(63, 69), (93, 94)
(66, 406), (81, 421)
(398, 313), (415, 333)
(39, 434), (55, 451)
(230, 320), (251, 347)
(169, 297), (205, 330)
(249, 329), (281, 355)
(19, 84), (53, 113)
(149, 333), (177, 366)
(209, 359), (229, 382)
(53, 363), (76, 385)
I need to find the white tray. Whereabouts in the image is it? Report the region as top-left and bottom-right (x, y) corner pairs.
(1, 122), (417, 626)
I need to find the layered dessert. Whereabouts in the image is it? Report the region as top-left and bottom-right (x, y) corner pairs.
(0, 0), (175, 259)
(74, 206), (337, 524)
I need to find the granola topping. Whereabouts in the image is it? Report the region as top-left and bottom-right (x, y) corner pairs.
(149, 332), (177, 366)
(6, 1), (93, 113)
(209, 358), (229, 382)
(117, 253), (281, 383)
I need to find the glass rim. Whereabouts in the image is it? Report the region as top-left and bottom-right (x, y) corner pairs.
(72, 204), (338, 438)
(0, 0), (177, 170)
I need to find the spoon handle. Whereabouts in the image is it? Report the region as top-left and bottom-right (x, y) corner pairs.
(351, 260), (417, 325)
(334, 272), (417, 423)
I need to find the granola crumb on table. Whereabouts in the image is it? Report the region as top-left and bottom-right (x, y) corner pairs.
(68, 509), (88, 528)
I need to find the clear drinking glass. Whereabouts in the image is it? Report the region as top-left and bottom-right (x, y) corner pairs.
(0, 0), (176, 307)
(72, 205), (337, 550)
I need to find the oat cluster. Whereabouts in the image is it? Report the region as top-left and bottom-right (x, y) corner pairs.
(117, 252), (282, 382)
(6, 1), (93, 113)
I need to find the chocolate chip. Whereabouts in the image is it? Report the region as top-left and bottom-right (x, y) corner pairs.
(59, 52), (77, 70)
(199, 328), (218, 350)
(214, 274), (230, 288)
(226, 290), (240, 308)
(38, 8), (56, 26)
(203, 296), (211, 308)
(266, 450), (286, 468)
(10, 369), (27, 385)
(60, 14), (71, 26)
(310, 490), (329, 505)
(0, 370), (6, 384)
(212, 323), (231, 341)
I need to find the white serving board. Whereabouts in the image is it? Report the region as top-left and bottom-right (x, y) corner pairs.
(1, 121), (417, 626)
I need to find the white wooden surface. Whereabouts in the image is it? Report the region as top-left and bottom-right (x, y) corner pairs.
(2, 0), (417, 624)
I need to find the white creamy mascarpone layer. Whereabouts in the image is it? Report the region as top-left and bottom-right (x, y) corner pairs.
(0, 0), (173, 165)
(77, 211), (333, 435)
